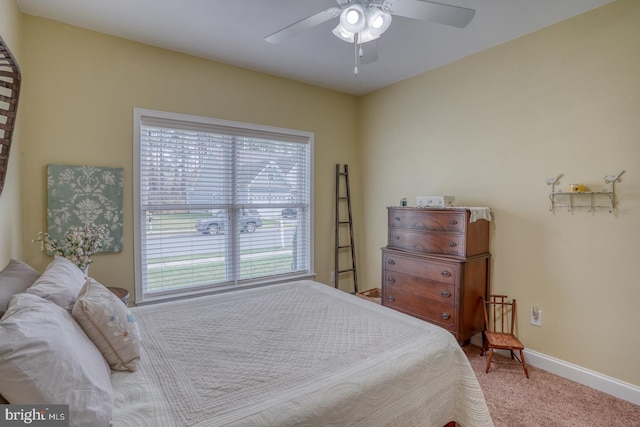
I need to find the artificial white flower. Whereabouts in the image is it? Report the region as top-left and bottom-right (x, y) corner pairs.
(34, 224), (108, 271)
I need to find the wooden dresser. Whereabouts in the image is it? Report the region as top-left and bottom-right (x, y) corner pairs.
(382, 207), (490, 345)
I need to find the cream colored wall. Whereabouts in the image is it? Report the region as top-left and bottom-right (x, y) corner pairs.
(20, 16), (360, 295)
(0, 0), (24, 264)
(358, 0), (640, 386)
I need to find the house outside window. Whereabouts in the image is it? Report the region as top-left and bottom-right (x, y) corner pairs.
(133, 108), (314, 304)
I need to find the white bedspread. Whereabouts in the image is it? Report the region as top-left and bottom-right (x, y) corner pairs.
(111, 280), (492, 427)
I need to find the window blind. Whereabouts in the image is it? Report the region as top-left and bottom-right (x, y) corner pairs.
(134, 109), (313, 303)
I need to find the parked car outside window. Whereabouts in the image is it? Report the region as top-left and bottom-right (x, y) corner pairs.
(195, 209), (263, 234)
(281, 208), (297, 218)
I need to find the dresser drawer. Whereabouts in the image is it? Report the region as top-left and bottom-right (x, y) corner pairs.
(383, 271), (456, 305)
(388, 208), (466, 232)
(383, 252), (457, 285)
(387, 207), (490, 258)
(388, 228), (465, 256)
(382, 283), (457, 330)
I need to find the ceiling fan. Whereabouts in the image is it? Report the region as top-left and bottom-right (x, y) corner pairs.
(265, 0), (476, 74)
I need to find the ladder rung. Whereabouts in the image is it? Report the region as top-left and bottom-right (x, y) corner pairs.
(338, 245), (353, 249)
(338, 268), (356, 273)
(338, 221), (351, 224)
(338, 197), (348, 200)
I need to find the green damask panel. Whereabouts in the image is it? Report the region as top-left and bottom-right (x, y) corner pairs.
(47, 164), (124, 253)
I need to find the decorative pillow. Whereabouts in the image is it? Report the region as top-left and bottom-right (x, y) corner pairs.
(73, 278), (140, 372)
(0, 293), (113, 427)
(0, 259), (40, 317)
(26, 256), (86, 312)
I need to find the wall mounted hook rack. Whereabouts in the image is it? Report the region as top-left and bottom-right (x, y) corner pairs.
(546, 171), (624, 213)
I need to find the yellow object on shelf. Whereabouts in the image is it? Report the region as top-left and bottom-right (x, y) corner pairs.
(569, 184), (587, 193)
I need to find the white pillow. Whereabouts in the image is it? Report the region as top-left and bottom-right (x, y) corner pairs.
(73, 278), (140, 372)
(0, 259), (40, 316)
(0, 293), (113, 427)
(26, 256), (86, 312)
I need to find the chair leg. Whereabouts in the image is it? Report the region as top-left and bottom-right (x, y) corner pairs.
(519, 349), (529, 379)
(485, 348), (494, 374)
(480, 332), (487, 356)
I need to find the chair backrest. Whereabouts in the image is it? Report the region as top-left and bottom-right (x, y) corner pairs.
(482, 295), (517, 335)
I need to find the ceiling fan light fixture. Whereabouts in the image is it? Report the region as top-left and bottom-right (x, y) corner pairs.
(357, 28), (380, 44)
(334, 4), (391, 44)
(365, 7), (392, 36)
(332, 23), (355, 43)
(339, 4), (366, 33)
(346, 10), (360, 25)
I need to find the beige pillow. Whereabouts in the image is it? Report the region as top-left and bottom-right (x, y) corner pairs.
(26, 256), (86, 312)
(0, 259), (40, 316)
(73, 278), (140, 371)
(0, 293), (113, 427)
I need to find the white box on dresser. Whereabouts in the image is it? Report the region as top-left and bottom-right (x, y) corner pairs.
(416, 195), (455, 207)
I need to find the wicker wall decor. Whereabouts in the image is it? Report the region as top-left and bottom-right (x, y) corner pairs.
(0, 36), (22, 196)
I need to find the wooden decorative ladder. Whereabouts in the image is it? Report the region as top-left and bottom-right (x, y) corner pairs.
(334, 164), (358, 294)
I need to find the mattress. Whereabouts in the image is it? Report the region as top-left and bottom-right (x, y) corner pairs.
(111, 280), (493, 426)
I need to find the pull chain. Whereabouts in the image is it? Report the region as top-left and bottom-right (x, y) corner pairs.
(353, 33), (359, 76)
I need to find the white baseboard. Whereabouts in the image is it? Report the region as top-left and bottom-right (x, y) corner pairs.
(469, 334), (640, 406)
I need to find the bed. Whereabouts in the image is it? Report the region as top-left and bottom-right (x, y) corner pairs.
(0, 257), (492, 427)
(111, 280), (492, 426)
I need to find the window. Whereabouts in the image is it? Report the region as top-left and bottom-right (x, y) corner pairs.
(134, 109), (313, 303)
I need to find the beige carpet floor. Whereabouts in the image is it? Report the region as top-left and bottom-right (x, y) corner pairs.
(463, 345), (640, 427)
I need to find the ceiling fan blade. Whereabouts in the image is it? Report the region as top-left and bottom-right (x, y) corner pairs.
(265, 7), (341, 44)
(359, 41), (378, 64)
(389, 0), (475, 28)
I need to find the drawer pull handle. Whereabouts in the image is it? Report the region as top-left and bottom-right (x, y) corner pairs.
(448, 242), (457, 247)
(441, 312), (451, 320)
(387, 296), (395, 302)
(387, 259), (396, 265)
(387, 277), (395, 284)
(449, 220), (458, 225)
(440, 291), (451, 298)
(441, 271), (451, 278)
(394, 235), (400, 240)
(394, 216), (400, 221)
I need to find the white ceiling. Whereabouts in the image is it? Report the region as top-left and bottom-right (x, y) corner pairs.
(16, 0), (614, 96)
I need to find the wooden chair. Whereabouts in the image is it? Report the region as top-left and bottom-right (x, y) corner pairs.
(481, 295), (529, 378)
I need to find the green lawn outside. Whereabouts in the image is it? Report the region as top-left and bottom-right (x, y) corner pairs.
(146, 253), (295, 291)
(143, 212), (298, 292)
(146, 245), (291, 265)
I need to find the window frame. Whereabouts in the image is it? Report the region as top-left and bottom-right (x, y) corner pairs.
(133, 108), (315, 304)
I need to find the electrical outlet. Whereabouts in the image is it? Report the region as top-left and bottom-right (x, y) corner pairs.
(530, 306), (542, 327)
(330, 271), (335, 282)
